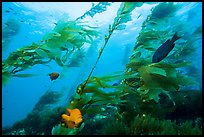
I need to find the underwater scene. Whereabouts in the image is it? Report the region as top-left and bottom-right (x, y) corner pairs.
(2, 2), (202, 135)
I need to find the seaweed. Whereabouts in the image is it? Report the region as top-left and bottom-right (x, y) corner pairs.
(77, 2), (143, 95)
(2, 16), (99, 85)
(76, 2), (112, 20)
(3, 2), (202, 135)
(102, 114), (201, 135)
(151, 2), (179, 19)
(124, 2), (199, 105)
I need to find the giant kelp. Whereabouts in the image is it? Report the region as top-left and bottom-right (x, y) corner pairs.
(51, 2), (201, 135)
(2, 16), (99, 85)
(125, 2), (199, 104)
(76, 2), (112, 20)
(51, 2), (144, 135)
(3, 2), (201, 135)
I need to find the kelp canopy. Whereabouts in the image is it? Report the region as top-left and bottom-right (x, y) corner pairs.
(2, 2), (202, 135)
(2, 14), (99, 85)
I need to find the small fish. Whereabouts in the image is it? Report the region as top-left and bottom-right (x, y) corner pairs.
(137, 14), (141, 19)
(9, 7), (14, 10)
(112, 83), (119, 86)
(5, 10), (11, 13)
(4, 23), (9, 26)
(152, 32), (181, 63)
(49, 72), (59, 81)
(112, 80), (122, 86)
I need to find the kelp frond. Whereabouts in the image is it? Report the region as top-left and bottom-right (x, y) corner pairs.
(2, 16), (99, 85)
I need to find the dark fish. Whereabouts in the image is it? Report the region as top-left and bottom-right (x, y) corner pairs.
(112, 83), (119, 86)
(49, 72), (60, 81)
(4, 23), (9, 26)
(137, 14), (141, 19)
(5, 10), (11, 13)
(112, 80), (122, 86)
(152, 32), (181, 63)
(9, 7), (14, 10)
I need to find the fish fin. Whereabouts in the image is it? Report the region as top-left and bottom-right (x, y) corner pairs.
(171, 32), (181, 42)
(164, 39), (170, 44)
(172, 43), (175, 48)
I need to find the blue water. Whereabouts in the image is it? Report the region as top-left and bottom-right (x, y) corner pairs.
(2, 2), (202, 132)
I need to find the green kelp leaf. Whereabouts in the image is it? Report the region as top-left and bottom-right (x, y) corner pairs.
(63, 27), (85, 34)
(22, 56), (31, 61)
(144, 89), (174, 104)
(149, 61), (191, 78)
(2, 71), (12, 86)
(150, 73), (180, 91)
(115, 2), (143, 24)
(150, 61), (191, 68)
(126, 59), (150, 71)
(145, 65), (167, 76)
(85, 34), (94, 43)
(120, 2), (143, 15)
(112, 2), (142, 31)
(70, 94), (93, 110)
(12, 73), (40, 77)
(139, 66), (180, 91)
(118, 14), (132, 24)
(151, 2), (179, 19)
(145, 89), (163, 103)
(116, 24), (126, 30)
(55, 56), (64, 67)
(145, 2), (158, 5)
(165, 68), (177, 77)
(143, 45), (156, 51)
(35, 49), (48, 58)
(88, 71), (139, 84)
(82, 28), (99, 37)
(169, 75), (198, 86)
(148, 63), (177, 77)
(42, 32), (55, 41)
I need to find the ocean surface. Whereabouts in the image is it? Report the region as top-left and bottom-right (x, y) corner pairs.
(2, 2), (202, 135)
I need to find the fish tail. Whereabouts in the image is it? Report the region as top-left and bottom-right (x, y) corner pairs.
(171, 32), (181, 42)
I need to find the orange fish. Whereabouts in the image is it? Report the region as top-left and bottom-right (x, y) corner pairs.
(49, 72), (59, 81)
(61, 108), (83, 128)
